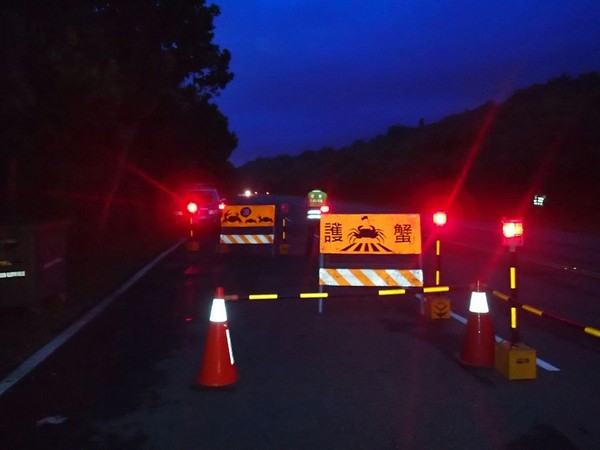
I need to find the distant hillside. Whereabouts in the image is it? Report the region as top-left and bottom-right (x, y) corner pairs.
(238, 73), (600, 231)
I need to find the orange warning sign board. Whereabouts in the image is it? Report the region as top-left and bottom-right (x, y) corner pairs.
(221, 205), (275, 228)
(319, 214), (421, 254)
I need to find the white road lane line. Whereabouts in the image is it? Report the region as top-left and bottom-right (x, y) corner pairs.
(0, 239), (186, 397)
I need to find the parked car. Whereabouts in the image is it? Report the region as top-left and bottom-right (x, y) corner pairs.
(173, 184), (225, 234)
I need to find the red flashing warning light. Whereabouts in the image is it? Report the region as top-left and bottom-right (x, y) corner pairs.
(433, 211), (447, 227)
(502, 218), (524, 246)
(187, 202), (199, 214)
(320, 204), (330, 214)
(218, 201), (226, 211)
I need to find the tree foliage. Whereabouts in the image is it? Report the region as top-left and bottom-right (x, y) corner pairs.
(239, 72), (600, 231)
(0, 0), (236, 231)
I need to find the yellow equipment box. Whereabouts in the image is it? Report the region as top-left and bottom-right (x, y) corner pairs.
(495, 341), (537, 380)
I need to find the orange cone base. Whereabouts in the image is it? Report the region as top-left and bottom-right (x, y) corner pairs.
(196, 322), (238, 388)
(460, 312), (495, 367)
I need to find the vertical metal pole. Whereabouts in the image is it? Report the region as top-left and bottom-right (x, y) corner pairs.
(509, 246), (519, 345)
(271, 222), (276, 258)
(318, 252), (324, 314)
(282, 217), (287, 243)
(317, 217), (324, 314)
(435, 238), (441, 286)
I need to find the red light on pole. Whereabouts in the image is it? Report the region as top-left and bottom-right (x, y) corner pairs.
(502, 218), (524, 247)
(433, 211), (447, 227)
(187, 202), (199, 214)
(320, 204), (330, 214)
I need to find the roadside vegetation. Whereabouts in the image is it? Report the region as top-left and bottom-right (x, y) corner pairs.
(0, 1), (236, 378)
(239, 73), (600, 232)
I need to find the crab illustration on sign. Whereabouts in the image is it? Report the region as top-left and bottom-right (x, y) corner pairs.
(320, 213), (422, 255)
(220, 205), (276, 228)
(222, 210), (242, 223)
(348, 216), (385, 244)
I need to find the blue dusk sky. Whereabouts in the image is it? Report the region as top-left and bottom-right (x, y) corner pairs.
(212, 1), (600, 166)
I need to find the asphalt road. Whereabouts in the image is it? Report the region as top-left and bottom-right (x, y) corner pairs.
(1, 195), (599, 449)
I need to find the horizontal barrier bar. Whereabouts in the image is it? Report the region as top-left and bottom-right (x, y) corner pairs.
(492, 290), (600, 339)
(223, 285), (458, 301)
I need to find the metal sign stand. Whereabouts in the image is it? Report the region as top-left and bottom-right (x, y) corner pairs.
(318, 252), (325, 314)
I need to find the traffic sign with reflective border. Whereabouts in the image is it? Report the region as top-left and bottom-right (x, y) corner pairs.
(319, 214), (421, 255)
(221, 205), (275, 228)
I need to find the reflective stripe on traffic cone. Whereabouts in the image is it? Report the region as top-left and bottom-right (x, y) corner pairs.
(196, 287), (238, 387)
(460, 287), (495, 367)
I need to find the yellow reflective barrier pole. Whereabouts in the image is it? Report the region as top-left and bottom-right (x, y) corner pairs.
(282, 217), (287, 241)
(435, 239), (441, 286)
(509, 246), (519, 344)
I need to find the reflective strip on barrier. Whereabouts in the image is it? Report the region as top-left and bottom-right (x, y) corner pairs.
(378, 288), (406, 296)
(585, 327), (600, 338)
(492, 290), (510, 301)
(300, 292), (329, 299)
(522, 304), (543, 316)
(319, 268), (423, 287)
(220, 234), (274, 244)
(423, 286), (450, 293)
(249, 293), (278, 300)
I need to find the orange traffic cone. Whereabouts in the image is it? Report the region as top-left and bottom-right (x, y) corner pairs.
(196, 287), (239, 388)
(460, 286), (495, 367)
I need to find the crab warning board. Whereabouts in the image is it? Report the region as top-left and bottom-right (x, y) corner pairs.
(320, 214), (421, 255)
(221, 205), (275, 228)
